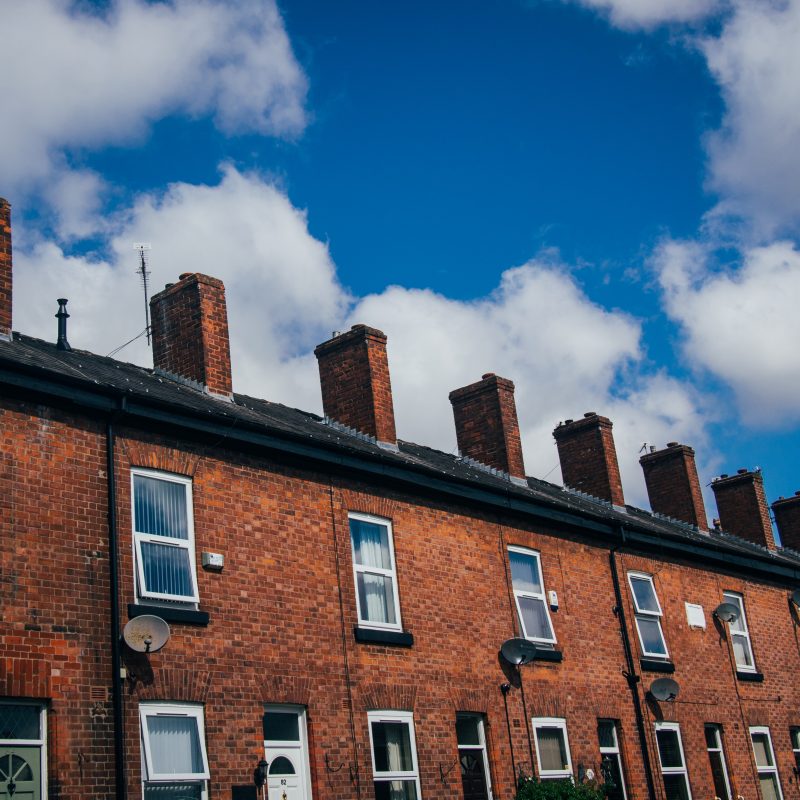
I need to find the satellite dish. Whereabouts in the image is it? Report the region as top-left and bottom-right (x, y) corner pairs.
(649, 677), (680, 702)
(792, 590), (800, 609)
(501, 638), (538, 666)
(713, 603), (740, 623)
(123, 615), (170, 653)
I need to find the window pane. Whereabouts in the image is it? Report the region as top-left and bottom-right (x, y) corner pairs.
(630, 577), (659, 613)
(636, 617), (667, 655)
(537, 727), (569, 772)
(146, 715), (204, 776)
(598, 720), (616, 749)
(144, 783), (202, 800)
(263, 712), (300, 742)
(350, 519), (392, 569)
(456, 716), (481, 746)
(732, 635), (753, 668)
(759, 775), (781, 800)
(709, 751), (730, 800)
(357, 572), (397, 625)
(372, 722), (414, 773)
(374, 780), (418, 800)
(704, 726), (719, 750)
(792, 728), (800, 749)
(656, 729), (683, 769)
(510, 551), (542, 594)
(0, 705), (40, 740)
(518, 596), (554, 640)
(663, 774), (691, 800)
(752, 734), (772, 767)
(601, 754), (625, 800)
(140, 541), (194, 597)
(134, 475), (188, 540)
(723, 595), (745, 632)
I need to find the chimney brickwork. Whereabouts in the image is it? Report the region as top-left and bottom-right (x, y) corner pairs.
(449, 373), (525, 479)
(553, 412), (625, 506)
(0, 198), (11, 339)
(314, 325), (397, 445)
(640, 442), (708, 530)
(772, 493), (800, 551)
(150, 272), (233, 398)
(711, 469), (776, 550)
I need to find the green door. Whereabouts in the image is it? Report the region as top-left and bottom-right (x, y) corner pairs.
(0, 747), (41, 800)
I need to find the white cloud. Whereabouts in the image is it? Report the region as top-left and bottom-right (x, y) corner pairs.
(11, 168), (710, 509)
(654, 237), (800, 426)
(564, 0), (722, 29)
(0, 0), (307, 235)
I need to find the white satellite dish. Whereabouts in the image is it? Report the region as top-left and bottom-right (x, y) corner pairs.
(123, 615), (170, 653)
(713, 602), (740, 623)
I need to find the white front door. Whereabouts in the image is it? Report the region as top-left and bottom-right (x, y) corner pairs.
(263, 707), (310, 800)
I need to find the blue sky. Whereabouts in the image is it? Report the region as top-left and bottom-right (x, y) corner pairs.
(3, 0), (800, 519)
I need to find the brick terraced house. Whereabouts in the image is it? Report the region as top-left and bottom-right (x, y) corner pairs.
(3, 194), (800, 800)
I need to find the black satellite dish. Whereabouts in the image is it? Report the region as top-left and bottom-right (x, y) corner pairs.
(713, 602), (740, 623)
(500, 638), (538, 666)
(649, 677), (680, 702)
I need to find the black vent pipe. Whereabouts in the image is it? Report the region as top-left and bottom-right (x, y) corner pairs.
(56, 298), (72, 351)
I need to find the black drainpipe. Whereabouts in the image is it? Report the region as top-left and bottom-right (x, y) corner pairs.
(107, 400), (126, 800)
(609, 529), (657, 800)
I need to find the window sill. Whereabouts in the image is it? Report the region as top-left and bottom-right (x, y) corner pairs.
(639, 658), (675, 673)
(353, 626), (413, 647)
(128, 603), (210, 626)
(534, 648), (563, 663)
(736, 670), (764, 682)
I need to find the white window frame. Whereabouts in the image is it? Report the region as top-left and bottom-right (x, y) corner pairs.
(367, 710), (422, 798)
(456, 712), (493, 800)
(749, 727), (784, 800)
(627, 572), (669, 659)
(722, 591), (756, 673)
(132, 468), (199, 604)
(139, 703), (210, 783)
(655, 722), (692, 800)
(705, 724), (732, 800)
(349, 512), (403, 631)
(262, 705), (313, 800)
(531, 717), (573, 780)
(508, 546), (557, 645)
(598, 719), (628, 800)
(791, 728), (800, 772)
(0, 701), (48, 799)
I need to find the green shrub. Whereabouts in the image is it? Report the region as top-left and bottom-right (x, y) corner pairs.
(515, 776), (607, 800)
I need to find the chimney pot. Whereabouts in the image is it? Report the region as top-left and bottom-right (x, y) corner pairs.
(553, 413), (624, 506)
(0, 198), (11, 340)
(565, 419), (573, 425)
(667, 441), (678, 448)
(150, 272), (233, 398)
(55, 298), (72, 352)
(314, 325), (397, 445)
(711, 469), (776, 550)
(449, 373), (526, 479)
(738, 468), (748, 475)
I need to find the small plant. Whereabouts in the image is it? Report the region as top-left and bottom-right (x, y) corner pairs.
(515, 775), (608, 800)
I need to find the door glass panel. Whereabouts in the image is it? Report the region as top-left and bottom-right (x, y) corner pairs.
(263, 712), (300, 742)
(601, 755), (625, 800)
(269, 756), (295, 775)
(456, 716), (480, 746)
(708, 751), (729, 800)
(0, 706), (39, 740)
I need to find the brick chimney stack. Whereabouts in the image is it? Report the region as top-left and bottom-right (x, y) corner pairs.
(449, 373), (526, 480)
(0, 198), (12, 340)
(553, 413), (625, 506)
(314, 325), (397, 446)
(150, 272), (233, 399)
(640, 442), (708, 530)
(711, 469), (776, 550)
(771, 493), (800, 551)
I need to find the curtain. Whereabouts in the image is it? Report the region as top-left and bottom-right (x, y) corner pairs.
(134, 475), (188, 540)
(537, 728), (567, 772)
(358, 573), (395, 624)
(141, 541), (193, 597)
(146, 716), (203, 776)
(509, 552), (541, 593)
(519, 597), (552, 640)
(351, 520), (391, 569)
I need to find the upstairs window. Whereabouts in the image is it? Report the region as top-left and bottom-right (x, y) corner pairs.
(367, 711), (421, 800)
(532, 718), (573, 780)
(140, 704), (209, 800)
(132, 470), (198, 604)
(722, 591), (756, 672)
(628, 573), (668, 659)
(508, 547), (556, 644)
(349, 514), (402, 631)
(750, 728), (783, 800)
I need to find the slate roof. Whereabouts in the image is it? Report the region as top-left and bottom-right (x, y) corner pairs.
(2, 331), (799, 574)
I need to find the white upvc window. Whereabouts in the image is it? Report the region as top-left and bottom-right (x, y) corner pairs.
(132, 469), (199, 604)
(722, 591), (756, 672)
(367, 711), (421, 800)
(750, 727), (784, 800)
(349, 513), (403, 631)
(456, 713), (493, 800)
(598, 720), (627, 800)
(655, 722), (691, 800)
(628, 573), (669, 659)
(532, 718), (573, 780)
(791, 728), (800, 773)
(508, 547), (556, 644)
(140, 704), (209, 800)
(705, 724), (732, 800)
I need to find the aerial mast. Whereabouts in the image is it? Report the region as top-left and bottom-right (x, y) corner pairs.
(133, 243), (152, 345)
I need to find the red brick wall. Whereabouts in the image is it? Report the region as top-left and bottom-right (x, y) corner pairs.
(0, 198), (11, 338)
(553, 413), (625, 506)
(772, 494), (800, 551)
(314, 325), (397, 444)
(640, 444), (708, 530)
(712, 470), (776, 550)
(449, 373), (526, 479)
(150, 273), (233, 397)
